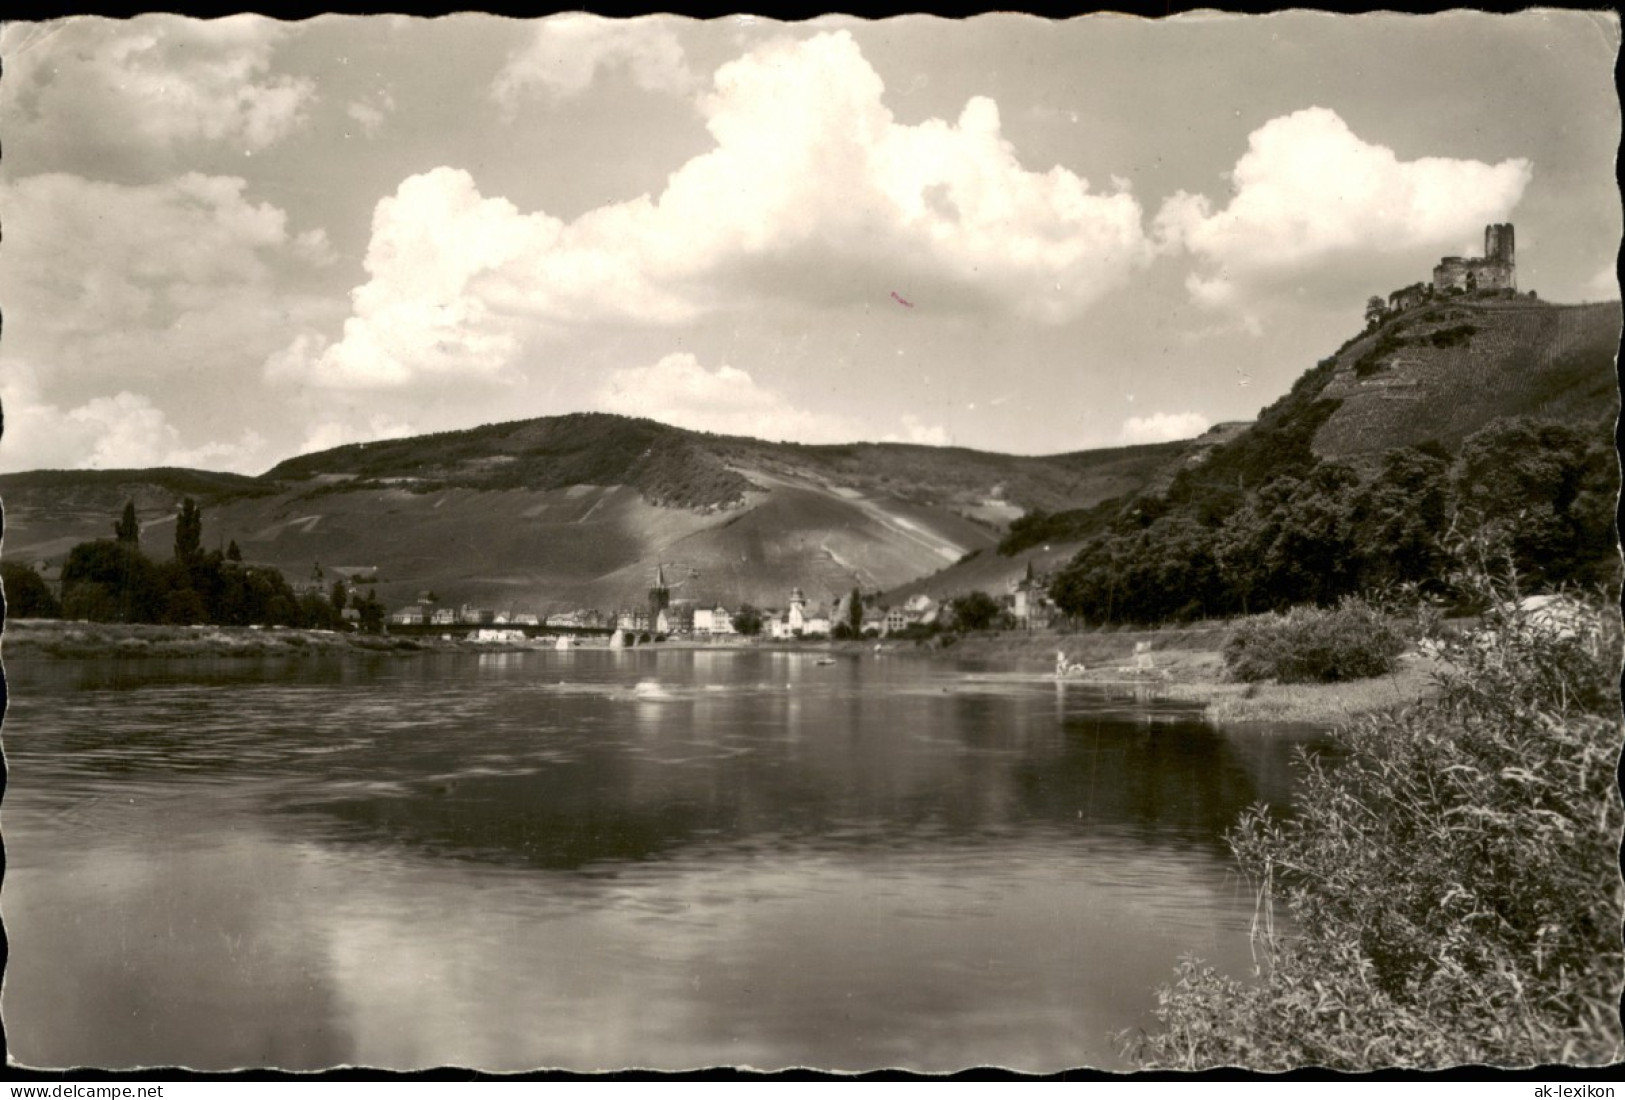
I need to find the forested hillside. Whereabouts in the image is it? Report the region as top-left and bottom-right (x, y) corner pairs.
(1032, 298), (1620, 624)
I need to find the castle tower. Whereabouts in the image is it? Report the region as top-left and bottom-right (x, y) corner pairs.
(1434, 223), (1516, 293)
(1484, 223), (1515, 263)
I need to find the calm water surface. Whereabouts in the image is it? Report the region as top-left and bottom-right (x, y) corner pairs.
(2, 648), (1321, 1071)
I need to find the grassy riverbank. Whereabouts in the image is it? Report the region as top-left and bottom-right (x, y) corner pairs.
(1, 619), (444, 659)
(1124, 583), (1623, 1069)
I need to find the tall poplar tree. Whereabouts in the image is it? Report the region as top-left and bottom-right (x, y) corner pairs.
(115, 501), (140, 546)
(174, 498), (203, 564)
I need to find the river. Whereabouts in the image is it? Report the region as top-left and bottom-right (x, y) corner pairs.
(1, 647), (1322, 1072)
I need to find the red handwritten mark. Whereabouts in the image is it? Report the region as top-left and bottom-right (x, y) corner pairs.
(890, 291), (914, 308)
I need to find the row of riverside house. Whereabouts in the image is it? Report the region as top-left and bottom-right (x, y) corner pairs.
(383, 563), (1059, 639)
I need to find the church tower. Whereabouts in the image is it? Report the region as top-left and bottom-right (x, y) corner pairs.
(648, 564), (671, 627)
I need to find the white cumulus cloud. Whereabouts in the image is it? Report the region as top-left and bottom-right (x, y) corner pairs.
(264, 167), (535, 391)
(1, 171), (336, 390)
(297, 415), (417, 457)
(591, 352), (950, 447)
(272, 31), (1155, 394)
(884, 416), (953, 447)
(346, 90), (396, 137)
(1155, 107), (1532, 310)
(492, 15), (695, 105)
(3, 172), (333, 323)
(1120, 411), (1210, 445)
(0, 172), (339, 474)
(592, 353), (856, 443)
(1, 16), (315, 155)
(0, 365), (271, 474)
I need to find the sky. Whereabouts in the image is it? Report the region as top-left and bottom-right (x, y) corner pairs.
(0, 11), (1618, 475)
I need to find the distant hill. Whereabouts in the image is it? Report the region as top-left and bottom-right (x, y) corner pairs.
(0, 416), (1199, 613)
(0, 467), (275, 563)
(262, 413), (758, 511)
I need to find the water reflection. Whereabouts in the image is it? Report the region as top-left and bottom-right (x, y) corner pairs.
(3, 650), (1321, 1071)
(4, 833), (350, 1071)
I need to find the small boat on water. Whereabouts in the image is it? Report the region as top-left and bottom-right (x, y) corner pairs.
(815, 657), (837, 666)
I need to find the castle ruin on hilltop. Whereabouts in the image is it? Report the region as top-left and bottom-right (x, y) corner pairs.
(1433, 223), (1516, 294)
(1369, 223), (1527, 326)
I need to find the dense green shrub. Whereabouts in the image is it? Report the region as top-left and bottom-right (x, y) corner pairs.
(890, 621), (942, 643)
(1222, 598), (1408, 683)
(61, 539), (164, 622)
(998, 499), (1119, 556)
(1425, 323), (1477, 348)
(1352, 332), (1407, 378)
(1, 561), (62, 618)
(1452, 417), (1619, 592)
(1125, 581), (1623, 1069)
(951, 590), (1002, 632)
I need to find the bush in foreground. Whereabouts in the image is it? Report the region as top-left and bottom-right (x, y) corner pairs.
(1, 560), (62, 619)
(1124, 581), (1623, 1069)
(1222, 597), (1408, 684)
